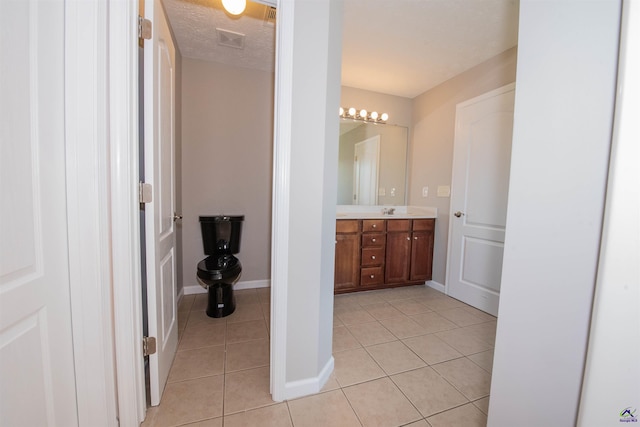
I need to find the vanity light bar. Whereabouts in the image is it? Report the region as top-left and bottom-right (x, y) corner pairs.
(339, 106), (389, 123)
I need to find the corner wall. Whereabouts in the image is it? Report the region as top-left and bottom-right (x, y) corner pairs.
(488, 1), (620, 425)
(181, 58), (274, 289)
(409, 47), (517, 285)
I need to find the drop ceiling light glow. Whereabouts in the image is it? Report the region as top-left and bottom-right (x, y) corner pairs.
(222, 0), (246, 15)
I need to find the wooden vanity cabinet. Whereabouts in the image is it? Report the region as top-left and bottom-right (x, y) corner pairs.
(334, 217), (435, 293)
(334, 220), (360, 291)
(360, 220), (385, 287)
(409, 219), (435, 281)
(384, 220), (412, 284)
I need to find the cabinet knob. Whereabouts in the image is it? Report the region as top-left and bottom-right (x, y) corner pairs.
(414, 236), (418, 240)
(335, 240), (337, 244)
(372, 238), (376, 242)
(370, 274), (375, 279)
(372, 224), (377, 228)
(406, 237), (411, 241)
(371, 255), (376, 260)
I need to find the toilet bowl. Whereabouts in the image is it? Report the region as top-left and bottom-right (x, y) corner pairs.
(196, 215), (244, 318)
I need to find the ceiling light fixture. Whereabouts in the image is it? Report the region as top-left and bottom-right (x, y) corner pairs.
(222, 0), (246, 15)
(340, 106), (389, 123)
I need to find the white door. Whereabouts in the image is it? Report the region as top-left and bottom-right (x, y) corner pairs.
(144, 0), (179, 406)
(353, 135), (380, 205)
(447, 83), (515, 316)
(0, 1), (79, 425)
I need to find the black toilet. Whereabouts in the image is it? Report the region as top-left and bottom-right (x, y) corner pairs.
(197, 215), (244, 318)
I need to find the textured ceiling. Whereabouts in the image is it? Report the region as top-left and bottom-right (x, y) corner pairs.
(163, 0), (519, 98)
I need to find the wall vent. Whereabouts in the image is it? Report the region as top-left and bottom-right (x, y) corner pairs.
(263, 6), (276, 27)
(216, 28), (245, 49)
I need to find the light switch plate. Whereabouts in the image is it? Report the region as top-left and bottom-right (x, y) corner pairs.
(378, 187), (386, 196)
(437, 185), (451, 197)
(422, 186), (429, 197)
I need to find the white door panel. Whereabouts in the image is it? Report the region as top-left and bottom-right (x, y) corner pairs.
(461, 237), (504, 293)
(354, 135), (380, 205)
(448, 84), (515, 316)
(0, 0), (78, 424)
(465, 113), (513, 229)
(144, 0), (178, 406)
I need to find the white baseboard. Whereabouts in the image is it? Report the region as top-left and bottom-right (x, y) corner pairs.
(282, 356), (334, 401)
(426, 280), (446, 294)
(182, 279), (271, 296)
(177, 286), (185, 304)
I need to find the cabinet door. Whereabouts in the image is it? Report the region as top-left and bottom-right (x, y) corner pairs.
(385, 231), (411, 283)
(335, 233), (360, 291)
(410, 230), (434, 281)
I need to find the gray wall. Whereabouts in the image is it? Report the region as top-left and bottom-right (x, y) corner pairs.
(488, 1), (620, 425)
(181, 58), (273, 289)
(409, 47), (518, 285)
(275, 0), (342, 392)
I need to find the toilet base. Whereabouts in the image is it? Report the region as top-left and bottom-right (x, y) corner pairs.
(206, 282), (235, 318)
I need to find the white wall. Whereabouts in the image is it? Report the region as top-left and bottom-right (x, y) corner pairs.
(488, 1), (621, 426)
(271, 0), (342, 400)
(577, 1), (640, 424)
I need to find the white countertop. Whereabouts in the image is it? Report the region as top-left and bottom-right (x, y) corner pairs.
(336, 205), (438, 219)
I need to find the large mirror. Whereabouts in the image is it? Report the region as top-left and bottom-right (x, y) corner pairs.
(337, 119), (408, 206)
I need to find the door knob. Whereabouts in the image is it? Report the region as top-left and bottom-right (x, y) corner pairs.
(173, 213), (183, 221)
(454, 211), (464, 218)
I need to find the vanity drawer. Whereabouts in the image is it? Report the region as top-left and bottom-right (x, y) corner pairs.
(412, 219), (435, 231)
(387, 219), (411, 232)
(362, 233), (385, 247)
(362, 219), (385, 233)
(361, 247), (385, 266)
(336, 219), (359, 233)
(361, 267), (384, 286)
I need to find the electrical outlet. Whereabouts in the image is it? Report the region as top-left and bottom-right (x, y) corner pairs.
(422, 186), (429, 197)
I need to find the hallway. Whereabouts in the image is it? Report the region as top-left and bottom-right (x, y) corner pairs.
(142, 285), (495, 426)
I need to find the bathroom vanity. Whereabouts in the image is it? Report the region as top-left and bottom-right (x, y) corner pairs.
(334, 207), (437, 294)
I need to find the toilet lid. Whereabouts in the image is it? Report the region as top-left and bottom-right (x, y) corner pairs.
(197, 255), (241, 281)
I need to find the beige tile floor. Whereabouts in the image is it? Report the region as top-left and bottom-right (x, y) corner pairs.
(142, 285), (496, 427)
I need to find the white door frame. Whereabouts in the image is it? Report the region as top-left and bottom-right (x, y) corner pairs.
(63, 0), (146, 426)
(62, 0), (140, 425)
(107, 1), (148, 425)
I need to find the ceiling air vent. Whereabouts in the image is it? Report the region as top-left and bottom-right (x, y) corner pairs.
(216, 28), (245, 50)
(263, 6), (276, 27)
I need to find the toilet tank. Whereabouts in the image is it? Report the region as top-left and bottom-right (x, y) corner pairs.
(199, 215), (244, 255)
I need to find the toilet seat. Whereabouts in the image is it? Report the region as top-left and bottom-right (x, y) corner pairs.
(197, 254), (241, 283)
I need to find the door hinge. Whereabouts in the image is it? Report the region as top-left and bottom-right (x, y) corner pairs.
(139, 182), (152, 203)
(138, 16), (152, 40)
(143, 336), (157, 356)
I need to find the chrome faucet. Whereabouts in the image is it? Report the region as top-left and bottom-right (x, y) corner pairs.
(382, 207), (395, 215)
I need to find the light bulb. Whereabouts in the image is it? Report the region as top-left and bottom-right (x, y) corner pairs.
(381, 113), (389, 121)
(348, 107), (356, 117)
(359, 109), (367, 118)
(339, 107), (344, 116)
(222, 0), (246, 15)
(370, 111), (378, 120)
